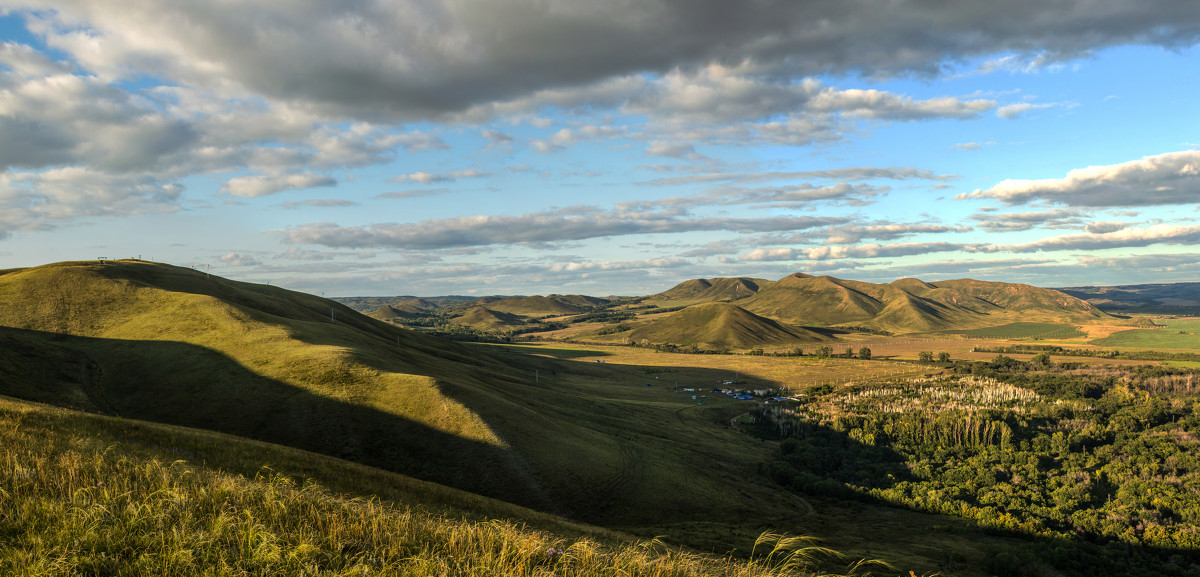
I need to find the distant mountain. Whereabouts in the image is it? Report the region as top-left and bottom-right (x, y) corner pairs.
(474, 294), (608, 316)
(368, 304), (422, 321)
(651, 277), (772, 304)
(1058, 282), (1200, 312)
(335, 295), (473, 313)
(622, 302), (828, 350)
(452, 306), (530, 331)
(738, 273), (1112, 334)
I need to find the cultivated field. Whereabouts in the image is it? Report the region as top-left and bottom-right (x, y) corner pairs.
(1092, 317), (1200, 349)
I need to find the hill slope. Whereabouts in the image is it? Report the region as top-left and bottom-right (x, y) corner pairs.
(740, 273), (1114, 334)
(0, 260), (813, 532)
(453, 306), (530, 331)
(651, 277), (772, 305)
(2, 394), (839, 576)
(0, 260), (550, 507)
(623, 302), (828, 350)
(474, 294), (607, 316)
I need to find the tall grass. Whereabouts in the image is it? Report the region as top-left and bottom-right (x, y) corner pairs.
(0, 398), (894, 576)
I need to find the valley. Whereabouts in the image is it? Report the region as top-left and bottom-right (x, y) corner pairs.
(2, 260), (1200, 575)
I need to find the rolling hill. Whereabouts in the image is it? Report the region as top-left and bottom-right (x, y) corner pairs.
(650, 277), (772, 305)
(738, 273), (1114, 334)
(0, 260), (810, 533)
(1058, 281), (1200, 313)
(0, 260), (551, 508)
(474, 294), (608, 316)
(452, 305), (530, 331)
(620, 303), (828, 350)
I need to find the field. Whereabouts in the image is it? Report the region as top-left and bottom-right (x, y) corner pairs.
(1092, 318), (1200, 349)
(950, 322), (1085, 339)
(488, 342), (935, 391)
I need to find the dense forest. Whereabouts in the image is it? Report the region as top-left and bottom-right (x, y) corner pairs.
(755, 355), (1200, 576)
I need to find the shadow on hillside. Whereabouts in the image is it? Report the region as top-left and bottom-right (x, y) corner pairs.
(0, 327), (555, 513)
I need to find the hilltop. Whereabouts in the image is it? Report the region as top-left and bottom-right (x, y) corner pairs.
(0, 260), (812, 532)
(618, 303), (828, 350)
(649, 277), (772, 305)
(352, 271), (1120, 349)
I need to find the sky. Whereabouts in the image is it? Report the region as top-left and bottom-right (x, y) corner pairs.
(1, 2), (1199, 297)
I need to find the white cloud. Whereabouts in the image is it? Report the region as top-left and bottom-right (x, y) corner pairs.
(961, 150), (1200, 207)
(280, 209), (846, 250)
(392, 169), (488, 184)
(983, 224), (1200, 253)
(221, 173), (337, 198)
(218, 252), (260, 267)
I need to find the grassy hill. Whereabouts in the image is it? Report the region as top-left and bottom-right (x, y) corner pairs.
(0, 260), (551, 508)
(475, 294), (608, 316)
(619, 303), (828, 350)
(3, 394), (883, 576)
(739, 273), (1114, 334)
(368, 304), (423, 322)
(452, 306), (531, 331)
(1058, 281), (1200, 314)
(650, 277), (772, 305)
(334, 295), (472, 314)
(0, 261), (815, 537)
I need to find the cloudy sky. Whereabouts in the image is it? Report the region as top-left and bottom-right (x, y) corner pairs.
(2, 1), (1199, 297)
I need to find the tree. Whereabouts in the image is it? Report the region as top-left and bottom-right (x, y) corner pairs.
(845, 346), (855, 358)
(918, 351), (934, 362)
(938, 352), (951, 363)
(1031, 352), (1052, 368)
(859, 347), (872, 360)
(815, 345), (834, 358)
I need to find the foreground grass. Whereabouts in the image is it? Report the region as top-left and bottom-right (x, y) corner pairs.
(0, 397), (893, 576)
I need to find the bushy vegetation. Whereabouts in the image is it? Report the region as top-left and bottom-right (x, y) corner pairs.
(760, 356), (1200, 576)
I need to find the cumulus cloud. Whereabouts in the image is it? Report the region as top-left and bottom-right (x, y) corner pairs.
(736, 241), (969, 262)
(969, 209), (1084, 232)
(391, 169), (488, 184)
(531, 124), (628, 152)
(620, 183), (885, 212)
(279, 209), (848, 250)
(645, 167), (955, 187)
(279, 199), (356, 209)
(0, 168), (183, 234)
(996, 102), (1062, 119)
(960, 150), (1200, 207)
(14, 1), (1196, 121)
(220, 173), (337, 197)
(218, 252), (260, 267)
(983, 224), (1200, 253)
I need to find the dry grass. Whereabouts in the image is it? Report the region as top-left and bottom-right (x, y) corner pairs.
(501, 343), (932, 390)
(0, 396), (890, 577)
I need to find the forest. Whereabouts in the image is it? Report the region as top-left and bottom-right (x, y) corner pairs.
(755, 355), (1200, 576)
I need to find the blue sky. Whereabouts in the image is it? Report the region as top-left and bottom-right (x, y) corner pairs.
(1, 2), (1199, 297)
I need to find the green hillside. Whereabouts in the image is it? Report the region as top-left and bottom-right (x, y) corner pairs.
(0, 260), (550, 507)
(475, 294), (607, 316)
(368, 304), (422, 321)
(0, 261), (814, 537)
(651, 277), (772, 305)
(620, 303), (828, 350)
(739, 273), (1115, 335)
(3, 394), (883, 576)
(453, 305), (530, 331)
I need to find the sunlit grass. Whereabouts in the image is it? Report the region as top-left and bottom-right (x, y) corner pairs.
(0, 397), (891, 576)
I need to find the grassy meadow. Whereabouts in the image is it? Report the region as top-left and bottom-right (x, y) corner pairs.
(0, 396), (896, 577)
(10, 260), (1200, 575)
(1092, 318), (1200, 349)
